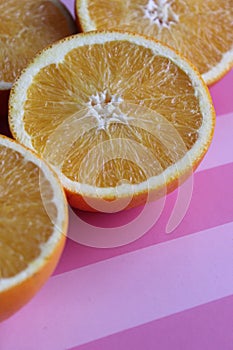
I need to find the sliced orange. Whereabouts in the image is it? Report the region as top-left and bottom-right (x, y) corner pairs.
(0, 0), (76, 120)
(9, 31), (215, 212)
(75, 0), (233, 85)
(0, 136), (68, 322)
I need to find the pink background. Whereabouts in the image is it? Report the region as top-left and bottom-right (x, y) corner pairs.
(1, 1), (233, 349)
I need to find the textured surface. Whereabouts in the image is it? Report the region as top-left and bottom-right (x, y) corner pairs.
(0, 1), (233, 349)
(76, 0), (233, 84)
(23, 40), (203, 186)
(0, 0), (76, 84)
(0, 145), (55, 278)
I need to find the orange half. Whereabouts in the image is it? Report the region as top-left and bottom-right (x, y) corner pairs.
(0, 136), (68, 321)
(9, 31), (215, 212)
(76, 0), (233, 85)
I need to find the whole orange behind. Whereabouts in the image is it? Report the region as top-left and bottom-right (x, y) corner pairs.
(0, 136), (68, 322)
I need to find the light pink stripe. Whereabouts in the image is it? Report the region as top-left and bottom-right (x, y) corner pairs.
(1, 222), (233, 349)
(61, 0), (74, 16)
(198, 112), (233, 172)
(209, 68), (233, 115)
(68, 295), (233, 350)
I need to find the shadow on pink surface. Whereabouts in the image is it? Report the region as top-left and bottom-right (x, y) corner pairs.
(55, 161), (233, 274)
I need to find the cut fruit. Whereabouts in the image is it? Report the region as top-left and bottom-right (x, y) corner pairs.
(0, 0), (76, 120)
(75, 0), (233, 85)
(9, 31), (215, 212)
(0, 136), (68, 322)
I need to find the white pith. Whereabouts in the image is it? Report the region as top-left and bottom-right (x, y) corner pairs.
(9, 31), (215, 199)
(0, 137), (68, 292)
(142, 0), (179, 29)
(87, 90), (125, 130)
(202, 48), (233, 84)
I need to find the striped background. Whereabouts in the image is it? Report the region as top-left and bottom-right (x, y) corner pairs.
(1, 1), (233, 349)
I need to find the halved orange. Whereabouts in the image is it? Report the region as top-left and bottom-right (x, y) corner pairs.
(75, 0), (233, 85)
(0, 136), (68, 322)
(9, 31), (215, 212)
(0, 0), (76, 120)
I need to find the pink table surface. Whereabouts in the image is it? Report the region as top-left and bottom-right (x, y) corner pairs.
(1, 1), (233, 349)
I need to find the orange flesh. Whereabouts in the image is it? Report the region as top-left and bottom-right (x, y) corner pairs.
(0, 144), (57, 278)
(23, 40), (203, 187)
(0, 0), (75, 83)
(81, 0), (233, 75)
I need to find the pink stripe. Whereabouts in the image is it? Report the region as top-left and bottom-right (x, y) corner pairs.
(198, 112), (233, 171)
(69, 295), (233, 350)
(55, 161), (233, 273)
(209, 68), (233, 115)
(1, 222), (233, 349)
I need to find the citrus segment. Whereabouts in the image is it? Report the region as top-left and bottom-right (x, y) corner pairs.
(0, 136), (68, 321)
(75, 0), (233, 84)
(0, 0), (76, 126)
(0, 0), (76, 87)
(9, 31), (215, 211)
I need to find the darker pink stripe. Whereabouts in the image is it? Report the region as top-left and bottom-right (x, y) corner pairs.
(54, 162), (233, 274)
(68, 294), (233, 350)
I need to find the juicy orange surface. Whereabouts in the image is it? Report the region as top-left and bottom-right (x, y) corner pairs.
(0, 0), (76, 84)
(0, 144), (58, 278)
(76, 0), (233, 80)
(23, 40), (202, 187)
(0, 137), (68, 321)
